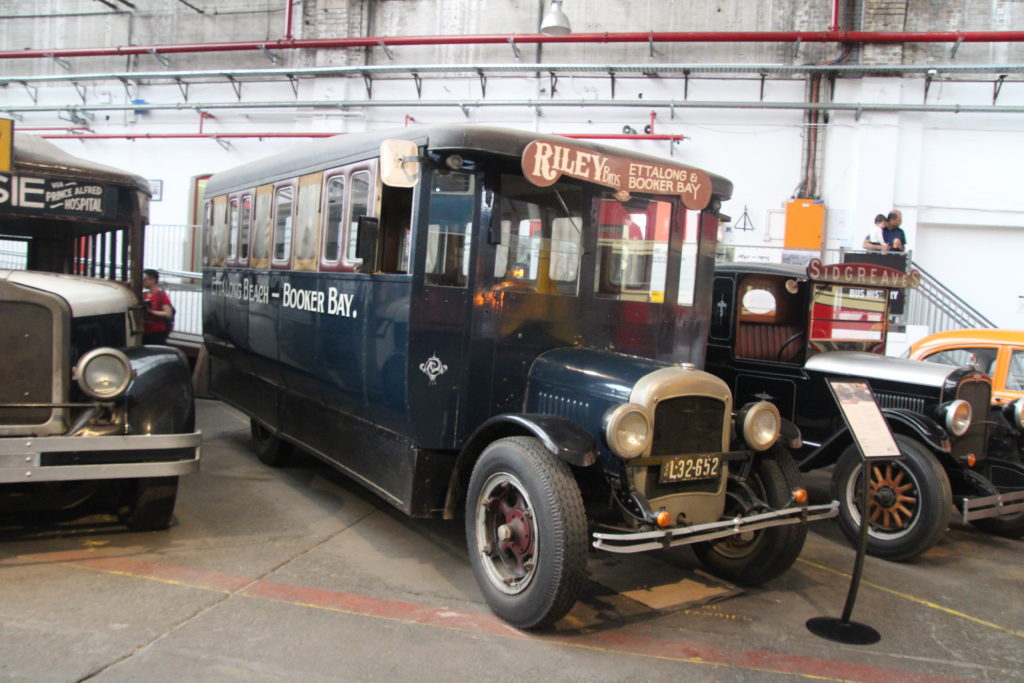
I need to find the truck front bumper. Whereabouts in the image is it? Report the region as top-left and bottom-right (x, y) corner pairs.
(0, 432), (201, 483)
(592, 501), (839, 553)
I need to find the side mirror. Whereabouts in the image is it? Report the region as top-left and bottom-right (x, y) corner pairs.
(356, 216), (379, 271)
(380, 139), (421, 188)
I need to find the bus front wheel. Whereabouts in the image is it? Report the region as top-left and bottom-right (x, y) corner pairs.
(465, 436), (587, 630)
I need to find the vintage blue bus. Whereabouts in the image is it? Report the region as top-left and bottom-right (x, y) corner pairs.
(202, 125), (836, 629)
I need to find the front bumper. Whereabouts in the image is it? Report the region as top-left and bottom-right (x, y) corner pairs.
(957, 490), (1024, 523)
(592, 501), (839, 553)
(0, 432), (201, 483)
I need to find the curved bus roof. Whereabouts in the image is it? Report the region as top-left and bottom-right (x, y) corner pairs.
(13, 134), (152, 197)
(205, 124), (733, 201)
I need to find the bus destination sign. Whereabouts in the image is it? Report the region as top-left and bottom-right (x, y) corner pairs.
(806, 257), (921, 289)
(0, 174), (117, 219)
(522, 139), (712, 210)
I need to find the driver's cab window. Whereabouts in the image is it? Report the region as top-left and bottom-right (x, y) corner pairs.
(734, 274), (805, 363)
(595, 195), (672, 302)
(492, 174), (582, 295)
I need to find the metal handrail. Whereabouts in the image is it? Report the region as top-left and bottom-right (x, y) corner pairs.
(905, 260), (997, 331)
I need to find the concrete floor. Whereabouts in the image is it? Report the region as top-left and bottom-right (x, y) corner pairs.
(1, 398), (1021, 682)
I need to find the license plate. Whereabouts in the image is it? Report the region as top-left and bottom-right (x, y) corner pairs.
(659, 455), (721, 484)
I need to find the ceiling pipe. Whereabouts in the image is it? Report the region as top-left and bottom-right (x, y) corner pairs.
(11, 97), (1024, 115)
(283, 0), (294, 42)
(35, 132), (685, 141)
(2, 30), (1023, 61)
(5, 62), (1020, 89)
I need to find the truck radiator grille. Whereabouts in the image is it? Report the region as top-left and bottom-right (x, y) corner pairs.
(953, 379), (992, 461)
(0, 302), (55, 425)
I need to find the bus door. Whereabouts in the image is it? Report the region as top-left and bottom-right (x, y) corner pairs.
(406, 168), (478, 449)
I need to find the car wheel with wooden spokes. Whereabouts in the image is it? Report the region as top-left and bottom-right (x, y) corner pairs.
(832, 435), (951, 562)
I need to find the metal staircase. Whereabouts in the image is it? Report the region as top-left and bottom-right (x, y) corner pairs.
(904, 259), (997, 332)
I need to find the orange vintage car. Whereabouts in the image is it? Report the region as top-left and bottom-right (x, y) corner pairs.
(906, 329), (1024, 405)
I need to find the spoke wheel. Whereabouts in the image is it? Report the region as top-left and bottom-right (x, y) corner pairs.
(465, 436), (586, 629)
(832, 435), (951, 561)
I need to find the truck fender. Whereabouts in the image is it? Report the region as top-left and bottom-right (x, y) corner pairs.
(797, 408), (950, 472)
(442, 414), (597, 519)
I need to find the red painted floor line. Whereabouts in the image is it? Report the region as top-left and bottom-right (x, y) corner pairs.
(25, 550), (976, 683)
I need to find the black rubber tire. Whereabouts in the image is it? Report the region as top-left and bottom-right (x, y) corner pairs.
(250, 418), (294, 467)
(118, 477), (179, 531)
(693, 444), (808, 586)
(465, 436), (587, 630)
(832, 435), (951, 561)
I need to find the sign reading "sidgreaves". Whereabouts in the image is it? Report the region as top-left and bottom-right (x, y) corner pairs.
(521, 139), (712, 210)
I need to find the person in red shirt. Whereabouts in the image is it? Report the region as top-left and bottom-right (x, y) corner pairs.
(142, 268), (174, 345)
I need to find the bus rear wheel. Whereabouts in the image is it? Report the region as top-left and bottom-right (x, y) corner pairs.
(465, 436), (587, 630)
(250, 418), (294, 467)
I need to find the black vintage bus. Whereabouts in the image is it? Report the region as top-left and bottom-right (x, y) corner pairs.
(202, 125), (836, 629)
(1, 133), (200, 530)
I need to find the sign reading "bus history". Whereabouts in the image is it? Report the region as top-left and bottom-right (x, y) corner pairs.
(521, 139), (713, 210)
(0, 174), (117, 218)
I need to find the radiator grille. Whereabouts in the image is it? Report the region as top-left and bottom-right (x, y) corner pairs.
(0, 302), (54, 425)
(644, 396), (726, 496)
(953, 379), (992, 460)
(652, 396), (724, 455)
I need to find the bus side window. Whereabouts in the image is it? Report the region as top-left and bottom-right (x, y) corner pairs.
(202, 200), (214, 266)
(209, 195), (228, 266)
(294, 175), (322, 270)
(227, 196), (240, 263)
(250, 187), (272, 268)
(238, 193), (252, 264)
(322, 174), (345, 264)
(346, 171), (371, 269)
(272, 183), (295, 267)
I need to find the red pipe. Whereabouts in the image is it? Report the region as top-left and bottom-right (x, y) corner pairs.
(2, 30), (1022, 61)
(830, 0), (841, 33)
(283, 0), (294, 42)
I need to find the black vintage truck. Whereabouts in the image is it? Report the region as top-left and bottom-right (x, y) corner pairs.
(0, 134), (200, 530)
(706, 259), (1024, 560)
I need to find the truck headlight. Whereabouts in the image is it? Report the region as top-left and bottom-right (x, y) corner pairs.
(603, 403), (652, 459)
(943, 399), (972, 437)
(737, 401), (780, 451)
(74, 348), (133, 400)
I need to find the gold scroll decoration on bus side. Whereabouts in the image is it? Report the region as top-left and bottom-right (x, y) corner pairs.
(521, 139), (713, 210)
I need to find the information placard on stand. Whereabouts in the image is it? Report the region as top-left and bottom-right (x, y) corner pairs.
(806, 379), (901, 645)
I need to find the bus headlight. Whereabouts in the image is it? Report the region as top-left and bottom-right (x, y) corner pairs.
(74, 348), (133, 400)
(738, 401), (780, 452)
(943, 399), (972, 437)
(604, 403), (652, 459)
